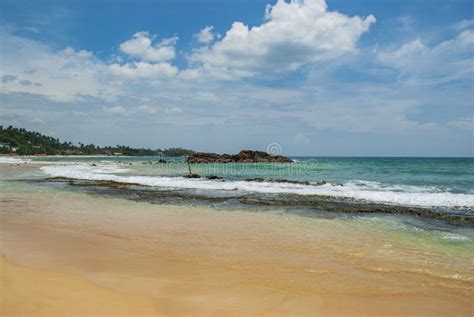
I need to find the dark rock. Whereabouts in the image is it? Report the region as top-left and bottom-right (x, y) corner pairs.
(158, 159), (167, 163)
(270, 179), (310, 185)
(244, 178), (310, 185)
(185, 173), (201, 178)
(91, 163), (97, 167)
(205, 175), (223, 180)
(315, 180), (327, 186)
(186, 149), (293, 164)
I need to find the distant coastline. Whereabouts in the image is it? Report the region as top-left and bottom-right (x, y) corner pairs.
(0, 126), (195, 157)
(1, 154), (161, 158)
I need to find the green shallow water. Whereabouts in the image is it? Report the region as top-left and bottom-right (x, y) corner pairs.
(1, 161), (473, 262)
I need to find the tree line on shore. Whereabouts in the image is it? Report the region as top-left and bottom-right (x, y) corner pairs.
(0, 126), (195, 156)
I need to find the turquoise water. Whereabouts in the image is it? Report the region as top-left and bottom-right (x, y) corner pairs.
(2, 156), (474, 255)
(2, 156), (473, 216)
(31, 156), (474, 194)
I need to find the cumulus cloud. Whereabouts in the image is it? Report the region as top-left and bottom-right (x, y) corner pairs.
(455, 19), (474, 30)
(120, 31), (177, 62)
(1, 7), (471, 155)
(0, 28), (180, 102)
(108, 61), (178, 79)
(188, 0), (375, 78)
(194, 26), (216, 44)
(378, 29), (474, 85)
(0, 30), (115, 102)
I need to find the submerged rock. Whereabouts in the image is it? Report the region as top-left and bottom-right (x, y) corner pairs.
(186, 149), (293, 164)
(47, 177), (474, 225)
(271, 179), (310, 185)
(244, 178), (310, 185)
(205, 175), (223, 180)
(185, 173), (201, 179)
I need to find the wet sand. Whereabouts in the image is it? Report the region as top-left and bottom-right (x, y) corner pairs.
(1, 188), (473, 316)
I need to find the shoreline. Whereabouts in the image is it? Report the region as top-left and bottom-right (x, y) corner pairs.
(0, 154), (158, 158)
(1, 188), (473, 316)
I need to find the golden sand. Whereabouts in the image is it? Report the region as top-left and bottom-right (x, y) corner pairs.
(0, 256), (161, 317)
(1, 189), (473, 316)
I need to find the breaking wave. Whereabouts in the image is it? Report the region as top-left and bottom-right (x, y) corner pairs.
(40, 163), (474, 209)
(0, 157), (30, 164)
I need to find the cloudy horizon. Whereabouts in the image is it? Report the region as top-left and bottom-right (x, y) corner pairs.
(1, 0), (473, 156)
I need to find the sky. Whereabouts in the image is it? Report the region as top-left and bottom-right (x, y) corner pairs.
(0, 0), (473, 156)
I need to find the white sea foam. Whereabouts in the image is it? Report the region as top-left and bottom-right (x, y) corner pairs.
(0, 156), (29, 164)
(40, 164), (474, 209)
(42, 163), (131, 176)
(440, 232), (471, 242)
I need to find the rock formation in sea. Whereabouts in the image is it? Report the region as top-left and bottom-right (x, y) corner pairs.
(186, 150), (293, 163)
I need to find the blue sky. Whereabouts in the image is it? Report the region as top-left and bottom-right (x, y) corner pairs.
(0, 0), (473, 156)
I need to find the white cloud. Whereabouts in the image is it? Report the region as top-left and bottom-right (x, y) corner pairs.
(164, 106), (182, 114)
(120, 31), (177, 62)
(1, 12), (472, 156)
(194, 26), (216, 44)
(108, 61), (178, 79)
(0, 28), (180, 102)
(188, 0), (375, 78)
(448, 117), (473, 130)
(137, 105), (159, 114)
(378, 30), (474, 85)
(0, 30), (115, 102)
(455, 19), (474, 30)
(136, 105), (182, 114)
(103, 105), (126, 114)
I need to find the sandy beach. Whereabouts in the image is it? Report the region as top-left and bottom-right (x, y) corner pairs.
(2, 0), (473, 314)
(1, 168), (473, 317)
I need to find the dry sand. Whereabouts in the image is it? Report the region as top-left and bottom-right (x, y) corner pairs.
(0, 256), (161, 317)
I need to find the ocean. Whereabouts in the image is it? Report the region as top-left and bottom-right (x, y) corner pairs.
(2, 156), (471, 205)
(1, 155), (473, 223)
(1, 155), (473, 313)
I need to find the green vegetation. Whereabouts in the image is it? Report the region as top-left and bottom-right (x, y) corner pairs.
(0, 126), (195, 156)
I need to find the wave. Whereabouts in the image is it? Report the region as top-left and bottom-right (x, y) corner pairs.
(0, 157), (29, 164)
(40, 164), (474, 209)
